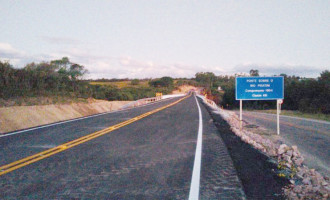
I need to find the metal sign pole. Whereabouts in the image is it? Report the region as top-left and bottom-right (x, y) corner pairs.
(236, 76), (284, 134)
(277, 100), (280, 135)
(240, 100), (243, 131)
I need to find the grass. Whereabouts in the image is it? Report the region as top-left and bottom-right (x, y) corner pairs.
(252, 109), (330, 122)
(89, 81), (149, 88)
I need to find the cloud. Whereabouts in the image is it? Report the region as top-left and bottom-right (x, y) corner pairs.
(1, 43), (326, 79)
(0, 43), (200, 79)
(40, 36), (80, 45)
(0, 43), (29, 66)
(40, 50), (202, 79)
(234, 63), (326, 78)
(0, 43), (26, 59)
(86, 56), (199, 79)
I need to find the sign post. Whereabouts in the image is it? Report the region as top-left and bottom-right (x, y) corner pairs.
(236, 76), (284, 134)
(240, 100), (243, 130)
(277, 99), (283, 135)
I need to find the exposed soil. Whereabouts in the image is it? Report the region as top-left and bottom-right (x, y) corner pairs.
(171, 85), (197, 94)
(0, 100), (131, 133)
(205, 105), (289, 199)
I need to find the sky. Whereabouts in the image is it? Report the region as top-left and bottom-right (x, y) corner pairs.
(0, 0), (329, 79)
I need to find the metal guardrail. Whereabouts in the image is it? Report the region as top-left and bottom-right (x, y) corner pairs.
(121, 93), (187, 110)
(121, 96), (162, 109)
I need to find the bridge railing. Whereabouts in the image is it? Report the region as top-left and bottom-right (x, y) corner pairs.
(121, 96), (162, 109)
(121, 93), (187, 110)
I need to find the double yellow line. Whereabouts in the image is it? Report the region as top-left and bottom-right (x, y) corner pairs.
(0, 95), (190, 176)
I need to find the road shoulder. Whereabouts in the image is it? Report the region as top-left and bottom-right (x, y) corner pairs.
(202, 101), (288, 199)
(198, 98), (247, 199)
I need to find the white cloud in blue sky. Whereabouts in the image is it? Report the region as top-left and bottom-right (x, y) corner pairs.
(0, 0), (329, 78)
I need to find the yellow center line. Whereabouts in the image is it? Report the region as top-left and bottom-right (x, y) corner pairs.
(0, 95), (191, 176)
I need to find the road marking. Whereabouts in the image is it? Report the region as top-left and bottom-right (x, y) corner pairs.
(0, 96), (180, 138)
(189, 95), (203, 200)
(0, 95), (190, 176)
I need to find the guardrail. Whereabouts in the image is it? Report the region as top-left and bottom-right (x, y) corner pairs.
(162, 94), (185, 99)
(121, 96), (162, 109)
(121, 93), (187, 110)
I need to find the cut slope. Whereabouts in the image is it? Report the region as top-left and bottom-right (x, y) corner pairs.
(172, 85), (197, 94)
(0, 100), (131, 133)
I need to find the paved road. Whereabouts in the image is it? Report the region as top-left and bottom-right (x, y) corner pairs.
(0, 95), (245, 199)
(236, 111), (330, 177)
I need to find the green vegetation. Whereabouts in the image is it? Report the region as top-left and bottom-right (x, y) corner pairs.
(175, 79), (198, 87)
(0, 58), (175, 105)
(2, 56), (329, 117)
(89, 77), (174, 101)
(131, 79), (140, 85)
(194, 70), (330, 115)
(0, 57), (90, 99)
(149, 76), (174, 88)
(90, 80), (149, 88)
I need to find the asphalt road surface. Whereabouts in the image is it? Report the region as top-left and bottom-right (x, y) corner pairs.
(236, 111), (330, 177)
(0, 95), (245, 199)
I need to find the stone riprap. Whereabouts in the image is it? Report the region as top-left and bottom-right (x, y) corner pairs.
(201, 98), (329, 200)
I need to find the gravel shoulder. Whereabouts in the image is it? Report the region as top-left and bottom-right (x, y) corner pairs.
(204, 103), (289, 199)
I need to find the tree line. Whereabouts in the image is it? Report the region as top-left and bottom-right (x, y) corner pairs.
(0, 58), (174, 102)
(1, 58), (329, 114)
(195, 70), (330, 114)
(0, 57), (90, 98)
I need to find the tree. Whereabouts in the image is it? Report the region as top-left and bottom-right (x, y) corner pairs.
(50, 57), (87, 80)
(131, 79), (140, 85)
(50, 57), (70, 70)
(0, 60), (14, 97)
(249, 69), (259, 77)
(69, 63), (88, 80)
(319, 70), (330, 84)
(159, 76), (173, 87)
(149, 76), (174, 88)
(318, 70), (330, 114)
(195, 72), (216, 88)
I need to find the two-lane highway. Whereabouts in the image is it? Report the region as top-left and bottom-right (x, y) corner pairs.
(0, 97), (185, 167)
(0, 95), (245, 199)
(236, 111), (330, 177)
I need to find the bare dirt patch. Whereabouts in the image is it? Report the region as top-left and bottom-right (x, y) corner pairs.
(0, 100), (131, 133)
(172, 85), (197, 94)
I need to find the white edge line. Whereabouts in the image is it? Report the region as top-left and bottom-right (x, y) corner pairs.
(0, 96), (183, 138)
(189, 95), (203, 200)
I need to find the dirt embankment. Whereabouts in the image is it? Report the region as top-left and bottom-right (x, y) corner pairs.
(0, 100), (131, 133)
(172, 85), (198, 94)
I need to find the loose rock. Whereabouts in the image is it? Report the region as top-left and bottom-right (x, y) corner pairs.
(206, 103), (330, 200)
(278, 144), (289, 155)
(303, 177), (311, 185)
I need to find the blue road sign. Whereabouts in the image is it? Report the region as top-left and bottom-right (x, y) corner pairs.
(236, 77), (284, 100)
